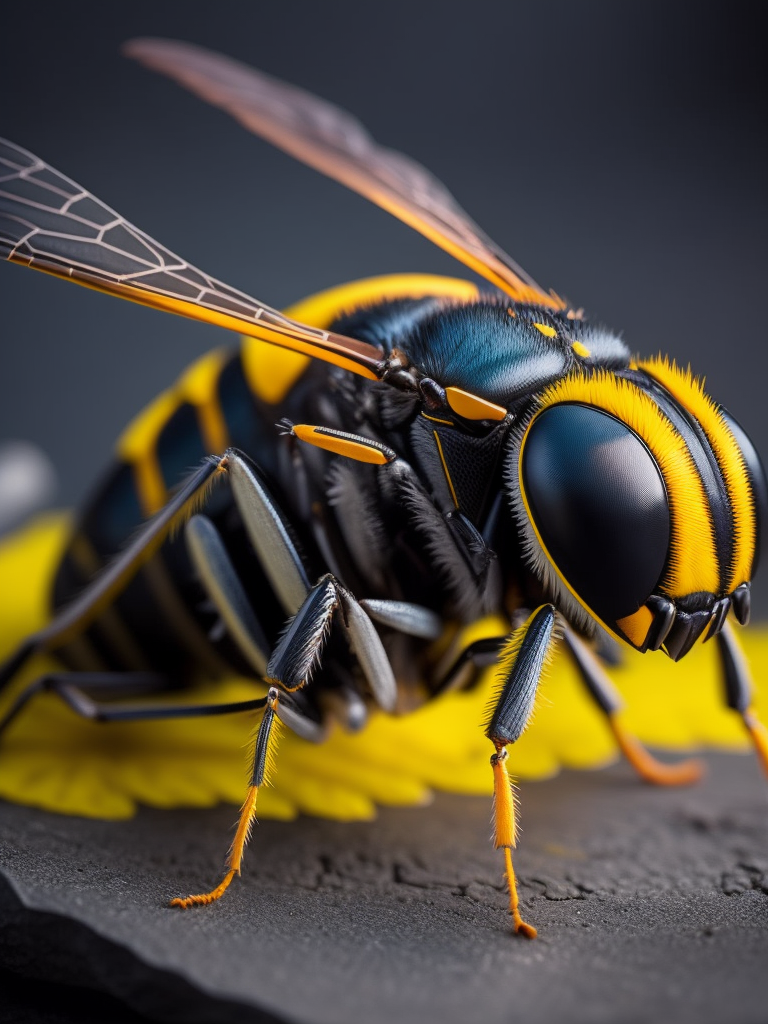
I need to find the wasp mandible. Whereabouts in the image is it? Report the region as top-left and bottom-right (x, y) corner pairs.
(0, 38), (766, 939)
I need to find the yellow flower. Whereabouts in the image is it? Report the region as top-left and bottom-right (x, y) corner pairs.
(0, 513), (765, 822)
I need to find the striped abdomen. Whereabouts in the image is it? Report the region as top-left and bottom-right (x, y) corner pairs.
(51, 339), (311, 675)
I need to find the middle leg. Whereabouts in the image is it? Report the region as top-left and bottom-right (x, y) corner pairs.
(170, 449), (402, 908)
(484, 604), (560, 939)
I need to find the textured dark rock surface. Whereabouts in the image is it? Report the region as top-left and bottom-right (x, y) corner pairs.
(1, 753), (767, 1024)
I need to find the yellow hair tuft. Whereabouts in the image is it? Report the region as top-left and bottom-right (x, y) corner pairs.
(639, 355), (756, 590)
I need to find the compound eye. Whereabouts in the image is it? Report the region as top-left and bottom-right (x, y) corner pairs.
(520, 404), (670, 628)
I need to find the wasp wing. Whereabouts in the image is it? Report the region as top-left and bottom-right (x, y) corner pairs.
(0, 138), (382, 380)
(124, 38), (562, 310)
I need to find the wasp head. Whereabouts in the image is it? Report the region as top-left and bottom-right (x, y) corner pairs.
(508, 358), (766, 659)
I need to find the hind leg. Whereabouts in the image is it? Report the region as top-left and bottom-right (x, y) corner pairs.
(562, 624), (704, 786)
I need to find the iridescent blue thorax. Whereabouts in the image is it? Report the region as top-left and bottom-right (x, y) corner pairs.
(333, 297), (630, 404)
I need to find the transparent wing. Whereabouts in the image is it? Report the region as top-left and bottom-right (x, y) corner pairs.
(125, 38), (563, 310)
(0, 138), (383, 379)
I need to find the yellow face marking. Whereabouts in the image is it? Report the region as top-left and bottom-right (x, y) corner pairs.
(571, 341), (591, 358)
(433, 431), (459, 508)
(445, 387), (507, 422)
(529, 370), (720, 599)
(292, 424), (392, 465)
(617, 606), (654, 648)
(639, 356), (756, 590)
(533, 322), (557, 339)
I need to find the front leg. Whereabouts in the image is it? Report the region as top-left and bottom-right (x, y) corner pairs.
(485, 604), (558, 939)
(171, 573), (398, 910)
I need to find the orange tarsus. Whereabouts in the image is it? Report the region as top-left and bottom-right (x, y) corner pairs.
(170, 869), (238, 909)
(170, 784), (260, 910)
(492, 745), (536, 939)
(503, 848), (537, 940)
(609, 716), (705, 787)
(742, 707), (768, 779)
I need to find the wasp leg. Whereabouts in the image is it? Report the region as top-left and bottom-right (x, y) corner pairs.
(717, 621), (768, 778)
(382, 460), (499, 620)
(265, 575), (397, 713)
(0, 670), (269, 737)
(358, 599), (442, 640)
(562, 624), (704, 786)
(485, 604), (559, 939)
(336, 588), (397, 711)
(225, 450), (395, 707)
(433, 636), (506, 695)
(224, 448), (310, 615)
(284, 420), (397, 466)
(172, 573), (400, 913)
(184, 513), (270, 676)
(171, 686), (280, 909)
(0, 456), (227, 696)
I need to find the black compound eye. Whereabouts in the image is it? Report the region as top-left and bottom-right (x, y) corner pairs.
(520, 404), (670, 627)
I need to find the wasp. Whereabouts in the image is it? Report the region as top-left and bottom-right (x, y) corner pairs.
(0, 38), (766, 939)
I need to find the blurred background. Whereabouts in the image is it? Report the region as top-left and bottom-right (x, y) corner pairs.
(1, 0), (766, 613)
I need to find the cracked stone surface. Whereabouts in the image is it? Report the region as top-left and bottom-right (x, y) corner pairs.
(1, 753), (767, 1024)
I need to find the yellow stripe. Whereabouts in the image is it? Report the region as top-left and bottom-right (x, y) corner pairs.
(116, 349), (234, 516)
(116, 390), (177, 516)
(421, 412), (455, 426)
(285, 273), (480, 326)
(433, 430), (459, 508)
(176, 348), (230, 454)
(120, 275), (480, 513)
(528, 370), (719, 598)
(638, 356), (756, 590)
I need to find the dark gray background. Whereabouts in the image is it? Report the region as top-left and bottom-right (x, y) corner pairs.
(1, 0), (766, 610)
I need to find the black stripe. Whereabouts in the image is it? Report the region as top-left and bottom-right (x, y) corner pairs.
(156, 401), (207, 491)
(77, 461), (145, 563)
(218, 352), (262, 451)
(620, 369), (732, 594)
